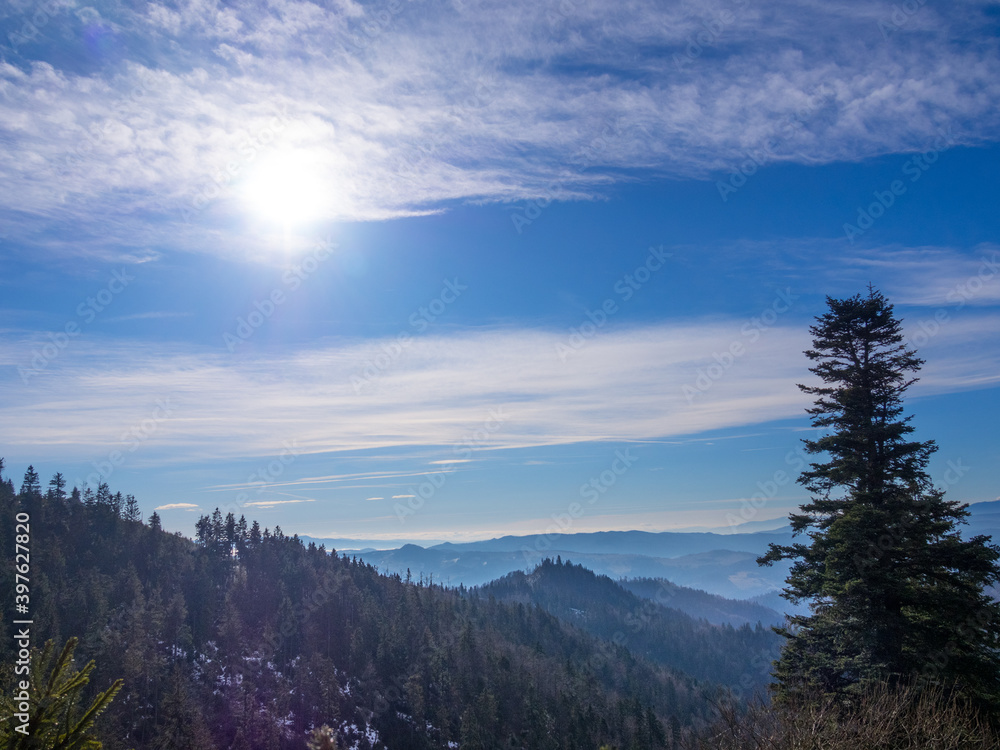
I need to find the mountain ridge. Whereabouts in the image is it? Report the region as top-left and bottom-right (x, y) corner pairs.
(477, 558), (782, 690)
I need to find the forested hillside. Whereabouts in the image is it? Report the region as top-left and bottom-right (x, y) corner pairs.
(0, 465), (723, 750)
(617, 578), (783, 627)
(478, 559), (781, 692)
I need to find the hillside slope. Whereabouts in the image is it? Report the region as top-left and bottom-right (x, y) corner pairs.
(478, 558), (782, 691)
(1, 471), (723, 750)
(618, 577), (784, 627)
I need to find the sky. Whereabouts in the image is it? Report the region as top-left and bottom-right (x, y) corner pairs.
(1, 0), (999, 545)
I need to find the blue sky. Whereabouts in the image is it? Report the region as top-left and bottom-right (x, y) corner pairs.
(1, 0), (999, 544)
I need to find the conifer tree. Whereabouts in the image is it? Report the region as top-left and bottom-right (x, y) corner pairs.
(759, 288), (1000, 711)
(95, 483), (113, 512)
(224, 511), (237, 553)
(0, 637), (122, 748)
(111, 491), (124, 518)
(235, 514), (249, 556)
(0, 459), (13, 504)
(20, 465), (41, 499)
(47, 473), (67, 502)
(151, 666), (215, 750)
(124, 494), (141, 523)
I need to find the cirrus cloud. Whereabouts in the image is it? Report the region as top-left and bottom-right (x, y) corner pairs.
(1, 0), (999, 258)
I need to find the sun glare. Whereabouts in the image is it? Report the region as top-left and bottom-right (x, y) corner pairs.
(241, 151), (330, 226)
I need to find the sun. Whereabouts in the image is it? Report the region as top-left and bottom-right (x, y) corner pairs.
(241, 150), (330, 227)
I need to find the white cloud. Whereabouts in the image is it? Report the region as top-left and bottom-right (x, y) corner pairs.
(696, 239), (1000, 310)
(1, 1), (999, 256)
(243, 498), (315, 507)
(3, 313), (997, 466)
(854, 245), (1000, 308)
(154, 502), (200, 510)
(105, 311), (196, 322)
(204, 469), (450, 492)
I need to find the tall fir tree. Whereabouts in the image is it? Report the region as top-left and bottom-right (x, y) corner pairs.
(759, 288), (1000, 711)
(0, 458), (14, 504)
(151, 666), (216, 750)
(124, 493), (142, 523)
(47, 472), (67, 502)
(20, 465), (41, 499)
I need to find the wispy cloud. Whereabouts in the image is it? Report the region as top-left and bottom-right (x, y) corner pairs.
(204, 469), (449, 492)
(243, 498), (315, 507)
(106, 311), (196, 322)
(154, 502), (199, 510)
(852, 245), (1000, 308)
(3, 311), (997, 466)
(1, 1), (998, 257)
(697, 239), (1000, 309)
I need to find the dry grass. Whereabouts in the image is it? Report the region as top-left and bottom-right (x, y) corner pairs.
(685, 681), (1000, 750)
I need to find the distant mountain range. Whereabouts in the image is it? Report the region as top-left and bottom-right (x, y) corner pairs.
(333, 543), (793, 599)
(303, 527), (800, 595)
(967, 499), (1000, 534)
(301, 499), (1000, 606)
(429, 527), (795, 558)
